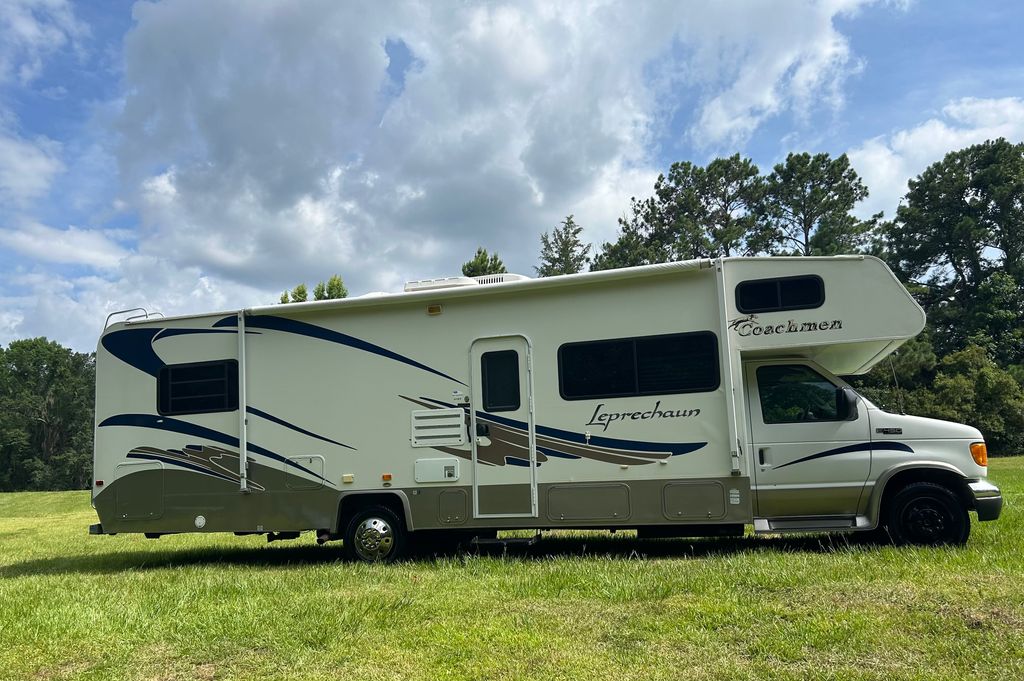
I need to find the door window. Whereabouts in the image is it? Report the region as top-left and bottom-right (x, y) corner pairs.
(481, 350), (520, 412)
(756, 365), (841, 424)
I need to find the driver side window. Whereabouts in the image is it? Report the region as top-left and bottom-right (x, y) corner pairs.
(757, 365), (840, 424)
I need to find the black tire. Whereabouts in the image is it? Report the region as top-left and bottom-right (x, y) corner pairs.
(884, 481), (970, 546)
(342, 505), (407, 563)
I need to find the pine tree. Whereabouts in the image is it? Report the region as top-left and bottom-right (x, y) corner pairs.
(536, 215), (591, 276)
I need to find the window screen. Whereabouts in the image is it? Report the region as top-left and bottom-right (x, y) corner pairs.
(736, 275), (824, 313)
(158, 360), (239, 416)
(756, 365), (840, 424)
(559, 332), (719, 400)
(481, 350), (520, 412)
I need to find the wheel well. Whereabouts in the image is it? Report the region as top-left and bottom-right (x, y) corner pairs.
(879, 468), (973, 520)
(337, 493), (408, 534)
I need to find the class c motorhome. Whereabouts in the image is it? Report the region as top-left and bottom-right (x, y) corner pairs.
(90, 256), (1002, 561)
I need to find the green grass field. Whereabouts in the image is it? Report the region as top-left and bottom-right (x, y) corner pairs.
(1, 460), (1021, 680)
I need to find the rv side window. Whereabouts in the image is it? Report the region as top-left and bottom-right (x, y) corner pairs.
(481, 350), (520, 412)
(756, 365), (840, 423)
(558, 332), (719, 400)
(736, 276), (824, 313)
(157, 360), (239, 416)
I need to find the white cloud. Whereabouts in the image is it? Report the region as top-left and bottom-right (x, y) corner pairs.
(3, 0), (890, 350)
(0, 220), (130, 268)
(848, 97), (1024, 218)
(0, 0), (86, 85)
(0, 131), (64, 205)
(111, 2), (877, 285)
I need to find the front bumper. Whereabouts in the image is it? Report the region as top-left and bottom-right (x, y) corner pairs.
(969, 480), (1003, 521)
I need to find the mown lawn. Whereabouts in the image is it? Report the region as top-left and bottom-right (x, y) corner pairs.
(0, 460), (1021, 681)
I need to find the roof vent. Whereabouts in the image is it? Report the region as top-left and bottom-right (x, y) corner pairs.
(472, 273), (531, 285)
(404, 276), (479, 293)
(403, 273), (531, 293)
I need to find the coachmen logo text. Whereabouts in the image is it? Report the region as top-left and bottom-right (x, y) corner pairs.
(729, 314), (842, 337)
(586, 401), (700, 432)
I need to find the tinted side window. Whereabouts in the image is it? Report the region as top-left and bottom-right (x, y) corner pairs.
(158, 360), (239, 416)
(481, 350), (520, 412)
(559, 339), (635, 399)
(757, 365), (840, 424)
(559, 332), (719, 400)
(736, 276), (824, 313)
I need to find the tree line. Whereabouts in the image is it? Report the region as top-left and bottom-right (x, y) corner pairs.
(2, 138), (1021, 491)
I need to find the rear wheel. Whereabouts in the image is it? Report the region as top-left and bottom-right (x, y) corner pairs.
(343, 506), (407, 563)
(884, 482), (969, 546)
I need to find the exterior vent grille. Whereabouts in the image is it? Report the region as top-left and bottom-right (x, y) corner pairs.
(404, 277), (478, 293)
(472, 273), (531, 285)
(410, 408), (467, 448)
(404, 273), (532, 292)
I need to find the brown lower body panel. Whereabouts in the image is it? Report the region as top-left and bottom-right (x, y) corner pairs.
(94, 465), (752, 534)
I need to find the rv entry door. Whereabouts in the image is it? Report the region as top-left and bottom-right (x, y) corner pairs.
(470, 336), (538, 518)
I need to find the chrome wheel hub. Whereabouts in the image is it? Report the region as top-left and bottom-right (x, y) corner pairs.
(353, 517), (395, 561)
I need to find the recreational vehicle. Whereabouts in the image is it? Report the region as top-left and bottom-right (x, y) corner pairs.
(90, 256), (1002, 561)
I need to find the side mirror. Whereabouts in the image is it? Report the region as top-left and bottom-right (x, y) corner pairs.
(836, 387), (859, 421)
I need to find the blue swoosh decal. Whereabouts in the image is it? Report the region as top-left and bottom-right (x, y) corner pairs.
(99, 413), (331, 484)
(102, 328), (164, 377)
(246, 406), (356, 450)
(415, 395), (706, 458)
(214, 315), (466, 385)
(773, 441), (914, 470)
(479, 411), (706, 457)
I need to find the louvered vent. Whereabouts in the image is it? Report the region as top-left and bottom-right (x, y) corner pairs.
(410, 408), (467, 448)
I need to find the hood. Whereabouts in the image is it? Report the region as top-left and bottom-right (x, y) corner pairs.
(867, 408), (984, 441)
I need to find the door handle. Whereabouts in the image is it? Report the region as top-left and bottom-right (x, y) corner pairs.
(758, 447), (769, 467)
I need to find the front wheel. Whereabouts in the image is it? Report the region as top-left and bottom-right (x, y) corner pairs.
(343, 506), (407, 563)
(884, 482), (970, 546)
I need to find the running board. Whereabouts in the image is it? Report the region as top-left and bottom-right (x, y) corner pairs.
(471, 534), (541, 548)
(754, 516), (871, 533)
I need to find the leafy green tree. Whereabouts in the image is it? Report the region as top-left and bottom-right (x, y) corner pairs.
(889, 138), (1024, 293)
(887, 139), (1024, 363)
(591, 200), (669, 271)
(536, 215), (592, 276)
(282, 275), (348, 304)
(0, 339), (95, 491)
(325, 274), (348, 299)
(914, 347), (1024, 456)
(591, 155), (766, 269)
(462, 247), (507, 277)
(761, 152), (871, 256)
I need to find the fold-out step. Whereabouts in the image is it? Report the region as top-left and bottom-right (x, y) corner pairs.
(470, 534), (541, 547)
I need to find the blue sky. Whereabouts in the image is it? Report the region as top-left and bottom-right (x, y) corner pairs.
(1, 0), (1022, 351)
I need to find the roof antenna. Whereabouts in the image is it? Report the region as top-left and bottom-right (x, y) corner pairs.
(888, 354), (906, 415)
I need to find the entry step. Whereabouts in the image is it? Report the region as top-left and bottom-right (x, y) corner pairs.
(470, 534), (541, 548)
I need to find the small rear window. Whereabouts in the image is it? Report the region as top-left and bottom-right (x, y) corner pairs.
(158, 360), (239, 416)
(736, 275), (824, 313)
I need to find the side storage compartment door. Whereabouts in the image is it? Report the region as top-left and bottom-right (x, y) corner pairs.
(746, 362), (871, 518)
(470, 335), (538, 518)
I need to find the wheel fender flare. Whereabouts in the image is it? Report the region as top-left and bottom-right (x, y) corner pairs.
(335, 489), (415, 533)
(866, 460), (968, 527)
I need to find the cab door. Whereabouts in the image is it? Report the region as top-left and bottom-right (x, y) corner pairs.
(745, 362), (870, 518)
(470, 336), (538, 518)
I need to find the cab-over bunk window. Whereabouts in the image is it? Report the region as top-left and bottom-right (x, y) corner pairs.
(558, 332), (719, 400)
(157, 360), (239, 416)
(736, 275), (824, 314)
